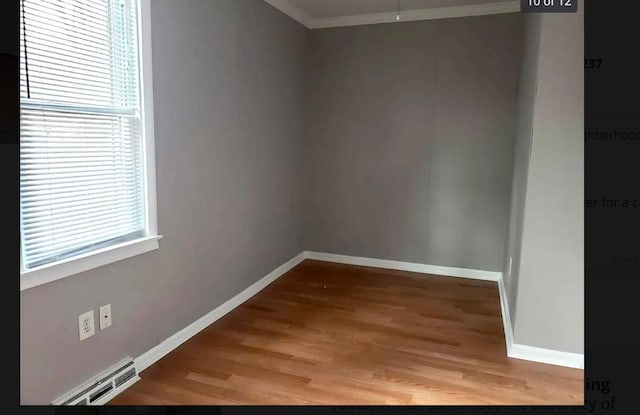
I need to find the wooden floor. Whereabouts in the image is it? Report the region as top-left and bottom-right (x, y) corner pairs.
(112, 260), (583, 405)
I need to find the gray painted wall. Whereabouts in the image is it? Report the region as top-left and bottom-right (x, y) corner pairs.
(20, 0), (307, 404)
(511, 8), (584, 353)
(304, 15), (523, 272)
(503, 14), (542, 326)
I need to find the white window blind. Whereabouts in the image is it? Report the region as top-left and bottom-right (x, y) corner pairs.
(20, 0), (146, 269)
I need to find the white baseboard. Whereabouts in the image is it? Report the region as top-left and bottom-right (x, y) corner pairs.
(497, 273), (583, 369)
(135, 250), (501, 375)
(303, 251), (502, 282)
(130, 248), (580, 387)
(509, 343), (584, 369)
(135, 252), (305, 373)
(133, 249), (583, 373)
(64, 248), (582, 406)
(305, 250), (583, 370)
(497, 276), (514, 355)
(496, 270), (582, 369)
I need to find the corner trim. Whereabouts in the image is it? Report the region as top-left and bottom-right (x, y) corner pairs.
(304, 251), (502, 281)
(135, 252), (305, 373)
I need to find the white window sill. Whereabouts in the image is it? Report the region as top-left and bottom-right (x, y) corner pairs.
(20, 235), (162, 291)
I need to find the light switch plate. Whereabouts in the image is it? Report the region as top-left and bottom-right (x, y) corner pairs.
(99, 304), (112, 330)
(78, 310), (95, 341)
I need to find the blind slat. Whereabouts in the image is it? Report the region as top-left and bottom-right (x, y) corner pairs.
(23, 199), (141, 220)
(23, 204), (141, 230)
(26, 230), (144, 266)
(20, 0), (145, 269)
(24, 221), (143, 250)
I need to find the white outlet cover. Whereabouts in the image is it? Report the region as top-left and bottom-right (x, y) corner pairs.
(78, 310), (95, 341)
(99, 304), (112, 330)
(508, 257), (513, 276)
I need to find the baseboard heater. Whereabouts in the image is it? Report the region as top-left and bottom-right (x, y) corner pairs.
(52, 357), (140, 405)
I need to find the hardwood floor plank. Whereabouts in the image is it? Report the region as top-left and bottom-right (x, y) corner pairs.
(111, 260), (583, 405)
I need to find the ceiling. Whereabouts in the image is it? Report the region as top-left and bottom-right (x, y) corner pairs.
(264, 0), (520, 28)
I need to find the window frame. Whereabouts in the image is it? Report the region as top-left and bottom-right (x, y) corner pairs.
(20, 0), (160, 291)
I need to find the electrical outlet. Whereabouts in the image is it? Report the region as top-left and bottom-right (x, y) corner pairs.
(99, 304), (112, 330)
(78, 310), (95, 341)
(508, 256), (513, 276)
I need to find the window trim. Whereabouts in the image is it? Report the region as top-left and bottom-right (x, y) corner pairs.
(20, 0), (160, 291)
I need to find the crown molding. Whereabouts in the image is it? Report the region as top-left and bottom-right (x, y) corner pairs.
(264, 1), (521, 30)
(309, 1), (521, 29)
(263, 0), (312, 28)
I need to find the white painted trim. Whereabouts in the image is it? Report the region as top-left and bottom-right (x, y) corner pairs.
(124, 247), (581, 375)
(262, 0), (520, 29)
(495, 269), (583, 369)
(497, 276), (514, 355)
(20, 236), (161, 291)
(264, 0), (520, 29)
(509, 343), (584, 369)
(263, 0), (312, 28)
(139, 0), (158, 237)
(305, 251), (583, 369)
(304, 251), (502, 281)
(310, 1), (520, 29)
(135, 252), (306, 373)
(498, 287), (584, 369)
(51, 253), (303, 405)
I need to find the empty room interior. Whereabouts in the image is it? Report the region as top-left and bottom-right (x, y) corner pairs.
(18, 0), (584, 406)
